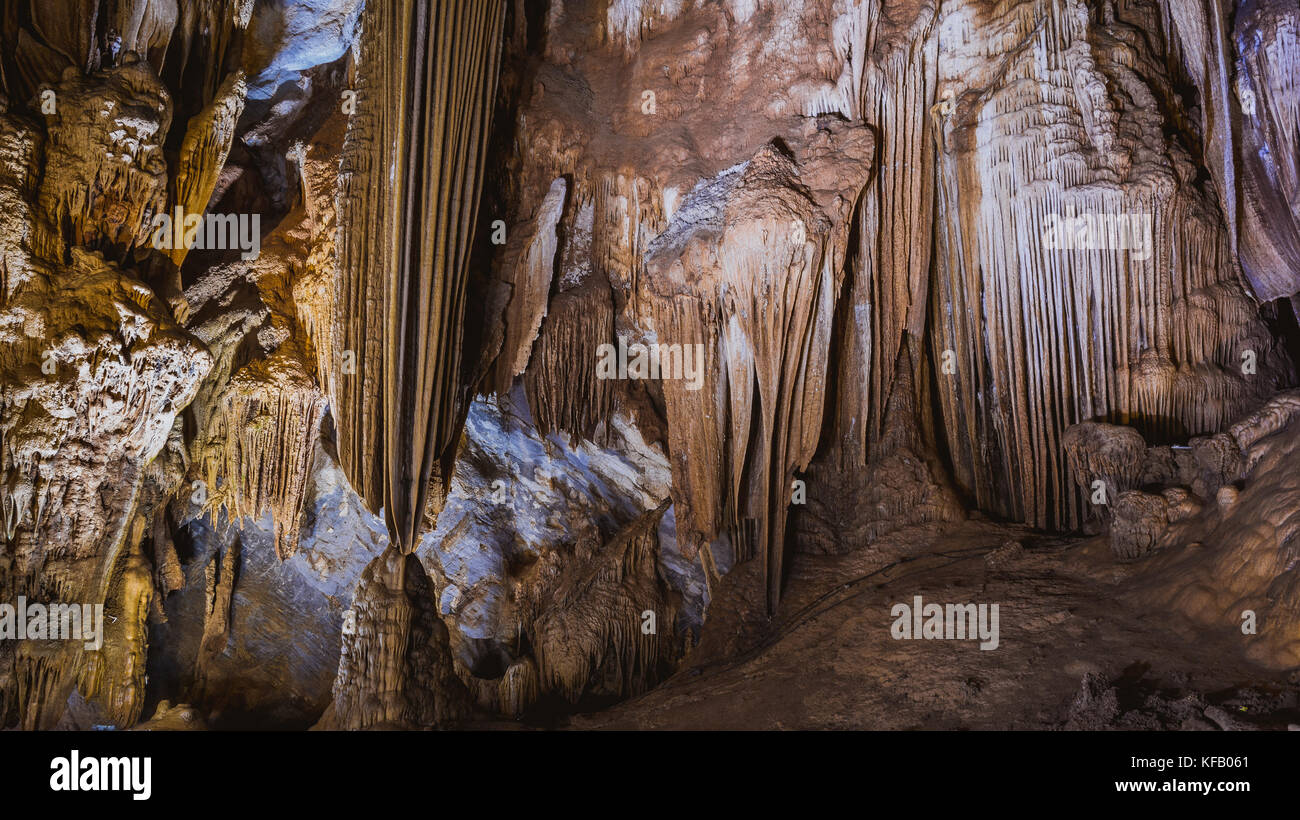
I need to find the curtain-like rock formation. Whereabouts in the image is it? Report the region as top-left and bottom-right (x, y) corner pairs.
(931, 0), (1292, 531)
(638, 132), (873, 611)
(330, 0), (506, 553)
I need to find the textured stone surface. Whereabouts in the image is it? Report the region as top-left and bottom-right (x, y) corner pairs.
(5, 0), (1300, 732)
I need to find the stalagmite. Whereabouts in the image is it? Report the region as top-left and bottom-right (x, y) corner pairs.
(319, 547), (468, 729)
(526, 502), (680, 704)
(79, 524), (155, 729)
(796, 341), (965, 553)
(1062, 421), (1149, 528)
(194, 538), (240, 690)
(1108, 390), (1300, 666)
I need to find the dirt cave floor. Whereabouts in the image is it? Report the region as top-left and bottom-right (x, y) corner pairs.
(558, 521), (1300, 730)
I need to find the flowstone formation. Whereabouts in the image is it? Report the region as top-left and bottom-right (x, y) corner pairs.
(3, 0), (1300, 732)
(931, 0), (1292, 532)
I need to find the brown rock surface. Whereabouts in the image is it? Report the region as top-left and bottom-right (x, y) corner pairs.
(4, 0), (1300, 733)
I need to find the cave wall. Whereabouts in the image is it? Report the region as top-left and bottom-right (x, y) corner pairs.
(2, 0), (1299, 729)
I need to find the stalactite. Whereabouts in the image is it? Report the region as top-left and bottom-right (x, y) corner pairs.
(494, 176), (566, 393)
(108, 0), (182, 67)
(292, 111), (349, 390)
(167, 68), (247, 269)
(195, 342), (326, 560)
(830, 0), (940, 465)
(519, 186), (618, 443)
(174, 0), (255, 108)
(331, 0), (506, 552)
(637, 129), (873, 612)
(1234, 0), (1300, 302)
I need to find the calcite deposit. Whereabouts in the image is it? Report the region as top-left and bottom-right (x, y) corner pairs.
(2, 0), (1300, 732)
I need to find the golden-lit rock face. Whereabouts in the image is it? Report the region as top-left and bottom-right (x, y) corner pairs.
(33, 60), (172, 263)
(0, 0), (286, 728)
(3, 0), (1300, 731)
(0, 246), (210, 728)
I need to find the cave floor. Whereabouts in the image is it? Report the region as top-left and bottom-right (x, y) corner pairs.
(564, 521), (1300, 730)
